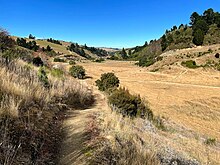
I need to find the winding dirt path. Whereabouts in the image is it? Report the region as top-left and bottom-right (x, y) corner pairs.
(58, 85), (108, 165)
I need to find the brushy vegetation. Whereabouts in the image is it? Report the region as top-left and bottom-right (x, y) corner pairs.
(47, 38), (62, 45)
(109, 88), (153, 119)
(205, 138), (217, 146)
(0, 29), (95, 164)
(33, 56), (44, 66)
(69, 60), (76, 65)
(94, 58), (105, 63)
(54, 57), (65, 62)
(181, 60), (199, 69)
(95, 72), (120, 91)
(69, 65), (86, 79)
(0, 59), (94, 164)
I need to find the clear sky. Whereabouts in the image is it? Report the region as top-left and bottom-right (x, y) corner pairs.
(1, 0), (220, 48)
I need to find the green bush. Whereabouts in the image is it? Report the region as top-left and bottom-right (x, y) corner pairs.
(33, 56), (44, 66)
(94, 58), (105, 63)
(69, 60), (76, 65)
(136, 56), (155, 67)
(95, 72), (120, 91)
(205, 138), (216, 145)
(181, 60), (199, 69)
(109, 88), (153, 119)
(51, 68), (64, 78)
(54, 58), (65, 62)
(38, 67), (50, 88)
(69, 65), (85, 79)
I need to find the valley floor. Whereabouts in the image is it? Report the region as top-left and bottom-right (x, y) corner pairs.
(77, 60), (220, 164)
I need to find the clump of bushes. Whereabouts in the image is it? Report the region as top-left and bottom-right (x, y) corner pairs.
(54, 58), (65, 62)
(136, 57), (155, 67)
(95, 72), (120, 91)
(215, 53), (220, 58)
(181, 60), (199, 69)
(109, 88), (153, 119)
(33, 56), (44, 66)
(69, 65), (85, 79)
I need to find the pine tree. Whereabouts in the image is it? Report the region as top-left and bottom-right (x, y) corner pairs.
(121, 48), (128, 59)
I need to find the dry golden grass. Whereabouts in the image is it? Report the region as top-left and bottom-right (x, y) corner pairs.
(79, 55), (220, 164)
(0, 59), (94, 164)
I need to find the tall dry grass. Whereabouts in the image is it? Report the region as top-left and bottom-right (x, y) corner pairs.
(87, 106), (160, 165)
(0, 58), (94, 164)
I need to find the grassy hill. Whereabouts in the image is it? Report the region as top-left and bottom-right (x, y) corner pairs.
(124, 8), (220, 67)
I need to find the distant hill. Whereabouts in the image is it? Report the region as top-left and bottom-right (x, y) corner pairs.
(124, 8), (220, 67)
(11, 36), (110, 60)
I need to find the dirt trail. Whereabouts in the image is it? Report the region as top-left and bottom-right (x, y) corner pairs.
(59, 84), (107, 165)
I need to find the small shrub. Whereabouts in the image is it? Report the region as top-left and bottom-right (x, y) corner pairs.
(51, 68), (64, 78)
(33, 56), (44, 66)
(38, 67), (50, 87)
(94, 58), (105, 63)
(215, 53), (220, 58)
(96, 72), (120, 91)
(69, 60), (76, 65)
(205, 138), (216, 145)
(54, 58), (65, 62)
(69, 65), (85, 79)
(109, 88), (153, 119)
(181, 60), (199, 69)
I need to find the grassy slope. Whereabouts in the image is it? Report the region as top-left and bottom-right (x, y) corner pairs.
(131, 24), (220, 62)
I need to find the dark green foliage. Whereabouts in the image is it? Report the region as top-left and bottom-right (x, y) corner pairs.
(181, 60), (199, 69)
(137, 56), (155, 67)
(38, 67), (50, 88)
(0, 29), (15, 52)
(69, 65), (85, 79)
(2, 47), (33, 64)
(215, 53), (219, 58)
(193, 29), (204, 46)
(29, 34), (35, 39)
(17, 38), (39, 51)
(95, 72), (120, 91)
(203, 8), (215, 25)
(47, 38), (62, 45)
(54, 58), (65, 62)
(94, 58), (105, 63)
(85, 46), (108, 57)
(190, 12), (201, 25)
(46, 45), (52, 52)
(33, 57), (44, 66)
(121, 48), (128, 59)
(205, 138), (216, 145)
(192, 19), (209, 35)
(109, 88), (153, 119)
(108, 55), (119, 60)
(161, 35), (168, 51)
(68, 43), (88, 58)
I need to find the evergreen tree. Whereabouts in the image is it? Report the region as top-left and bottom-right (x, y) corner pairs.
(203, 8), (215, 25)
(161, 35), (168, 51)
(121, 48), (128, 59)
(29, 34), (35, 39)
(193, 29), (204, 46)
(46, 45), (52, 52)
(190, 12), (200, 25)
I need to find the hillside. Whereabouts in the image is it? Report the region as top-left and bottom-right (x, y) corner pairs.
(125, 8), (220, 67)
(12, 36), (110, 60)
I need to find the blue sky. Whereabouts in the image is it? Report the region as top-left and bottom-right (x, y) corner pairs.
(1, 0), (220, 48)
